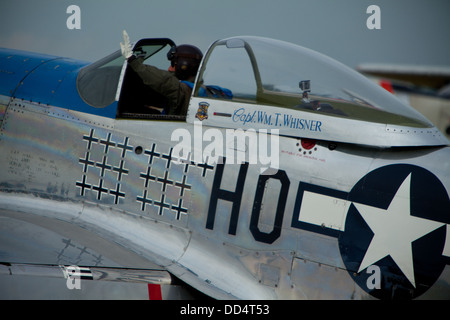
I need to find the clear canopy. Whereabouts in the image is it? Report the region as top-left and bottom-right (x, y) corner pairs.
(196, 36), (432, 128)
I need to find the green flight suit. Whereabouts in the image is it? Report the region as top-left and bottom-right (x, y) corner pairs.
(128, 56), (192, 115)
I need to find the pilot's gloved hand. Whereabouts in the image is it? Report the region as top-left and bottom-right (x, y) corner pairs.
(120, 30), (133, 59)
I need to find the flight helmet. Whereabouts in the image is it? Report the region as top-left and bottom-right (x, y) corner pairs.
(167, 44), (203, 80)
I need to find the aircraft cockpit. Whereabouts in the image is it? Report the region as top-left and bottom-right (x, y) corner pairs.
(77, 36), (447, 147)
(77, 38), (178, 119)
(192, 36), (434, 128)
(188, 36), (447, 147)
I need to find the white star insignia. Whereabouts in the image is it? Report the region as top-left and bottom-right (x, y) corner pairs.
(353, 173), (444, 288)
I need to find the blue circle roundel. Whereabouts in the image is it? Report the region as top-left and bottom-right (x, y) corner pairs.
(338, 164), (449, 299)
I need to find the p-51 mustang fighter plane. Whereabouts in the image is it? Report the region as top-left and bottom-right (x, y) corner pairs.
(0, 34), (449, 300)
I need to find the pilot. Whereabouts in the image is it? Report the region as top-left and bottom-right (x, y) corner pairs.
(120, 30), (203, 116)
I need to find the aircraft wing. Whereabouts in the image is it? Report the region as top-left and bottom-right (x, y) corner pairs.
(0, 203), (198, 300)
(357, 63), (450, 90)
(0, 192), (264, 300)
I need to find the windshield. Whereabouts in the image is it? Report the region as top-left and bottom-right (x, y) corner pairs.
(77, 50), (123, 108)
(197, 36), (432, 128)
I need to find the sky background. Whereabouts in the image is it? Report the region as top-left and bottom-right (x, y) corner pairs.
(0, 0), (449, 70)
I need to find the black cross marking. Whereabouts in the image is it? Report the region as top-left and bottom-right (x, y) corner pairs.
(180, 153), (213, 176)
(140, 167), (157, 188)
(76, 246), (89, 259)
(109, 183), (125, 205)
(117, 136), (133, 158)
(157, 170), (173, 192)
(83, 129), (98, 150)
(96, 155), (112, 177)
(161, 148), (173, 169)
(182, 152), (197, 173)
(92, 253), (104, 266)
(57, 239), (75, 263)
(154, 194), (170, 216)
(62, 238), (76, 249)
(113, 159), (129, 181)
(100, 133), (116, 154)
(174, 175), (191, 196)
(60, 238), (77, 258)
(136, 189), (153, 211)
(197, 157), (214, 177)
(171, 198), (188, 220)
(79, 152), (95, 173)
(76, 175), (91, 196)
(92, 179), (108, 200)
(144, 144), (160, 165)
